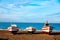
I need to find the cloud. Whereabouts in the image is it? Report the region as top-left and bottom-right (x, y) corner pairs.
(7, 4), (15, 8)
(45, 16), (60, 23)
(42, 12), (60, 23)
(0, 0), (60, 23)
(0, 7), (9, 14)
(33, 0), (51, 2)
(47, 12), (60, 16)
(23, 3), (40, 6)
(0, 0), (51, 8)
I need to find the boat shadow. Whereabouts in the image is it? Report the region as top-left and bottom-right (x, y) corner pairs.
(12, 32), (60, 35)
(49, 32), (60, 35)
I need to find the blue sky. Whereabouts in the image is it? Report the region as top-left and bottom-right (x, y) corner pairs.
(0, 0), (60, 23)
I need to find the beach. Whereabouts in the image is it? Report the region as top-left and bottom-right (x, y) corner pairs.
(0, 0), (60, 40)
(0, 30), (60, 40)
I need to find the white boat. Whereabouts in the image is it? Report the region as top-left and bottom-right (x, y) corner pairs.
(8, 24), (19, 33)
(42, 21), (53, 34)
(25, 26), (36, 33)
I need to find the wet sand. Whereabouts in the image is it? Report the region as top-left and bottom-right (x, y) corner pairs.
(0, 30), (60, 40)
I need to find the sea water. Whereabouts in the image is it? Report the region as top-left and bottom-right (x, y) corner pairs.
(0, 22), (60, 30)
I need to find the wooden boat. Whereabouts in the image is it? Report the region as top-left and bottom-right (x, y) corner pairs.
(8, 24), (19, 34)
(42, 21), (53, 34)
(25, 26), (36, 33)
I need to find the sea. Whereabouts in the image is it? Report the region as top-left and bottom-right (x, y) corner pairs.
(0, 22), (60, 30)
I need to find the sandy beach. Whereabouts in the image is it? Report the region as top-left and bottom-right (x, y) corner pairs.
(0, 30), (60, 40)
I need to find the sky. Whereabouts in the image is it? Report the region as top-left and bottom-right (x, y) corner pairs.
(0, 0), (60, 23)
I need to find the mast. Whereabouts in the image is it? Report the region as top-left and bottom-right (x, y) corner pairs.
(45, 21), (49, 26)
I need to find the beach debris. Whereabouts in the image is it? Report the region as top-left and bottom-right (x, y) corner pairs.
(25, 26), (36, 33)
(42, 21), (53, 34)
(7, 24), (19, 34)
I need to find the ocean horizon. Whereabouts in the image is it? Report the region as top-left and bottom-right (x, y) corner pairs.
(0, 22), (60, 30)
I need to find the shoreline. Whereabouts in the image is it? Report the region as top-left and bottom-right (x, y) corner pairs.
(0, 30), (60, 40)
(0, 29), (60, 34)
(0, 29), (60, 32)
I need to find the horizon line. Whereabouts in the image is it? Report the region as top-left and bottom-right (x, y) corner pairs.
(0, 22), (60, 23)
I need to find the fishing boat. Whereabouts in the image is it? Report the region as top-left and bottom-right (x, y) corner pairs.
(8, 24), (19, 34)
(25, 26), (36, 33)
(42, 21), (53, 34)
